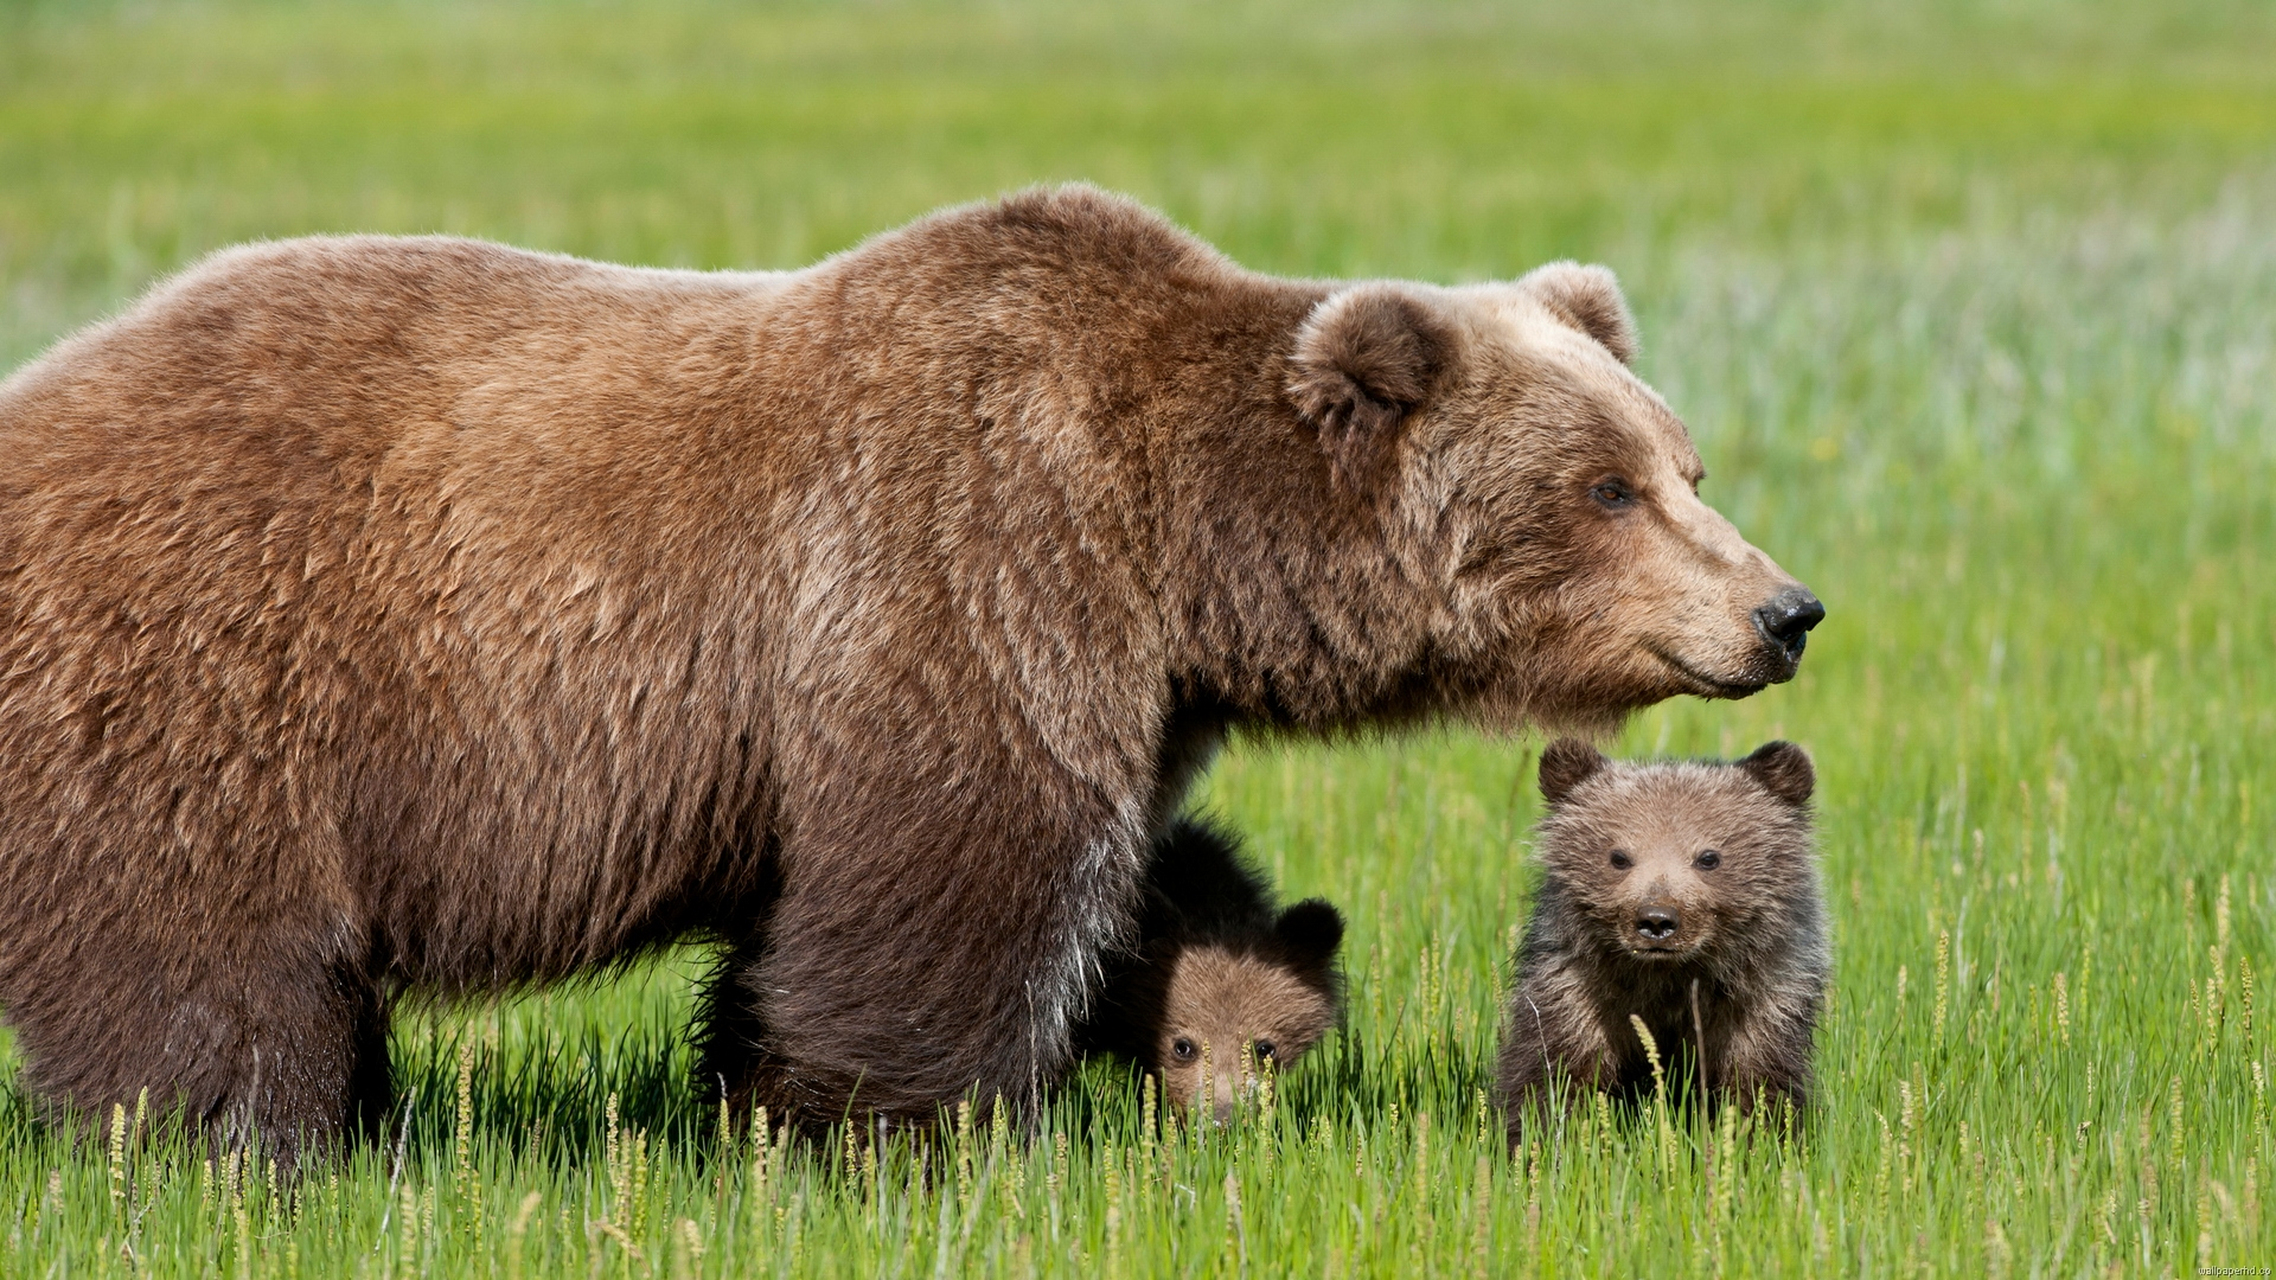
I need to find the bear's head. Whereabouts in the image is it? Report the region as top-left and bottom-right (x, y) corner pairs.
(1531, 738), (1817, 964)
(1287, 266), (1822, 732)
(1149, 899), (1343, 1122)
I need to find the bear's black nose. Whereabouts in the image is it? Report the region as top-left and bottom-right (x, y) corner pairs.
(1636, 908), (1679, 941)
(1753, 587), (1825, 659)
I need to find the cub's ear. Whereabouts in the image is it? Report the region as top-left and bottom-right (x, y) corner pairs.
(1537, 738), (1607, 805)
(1288, 285), (1452, 492)
(1274, 899), (1345, 966)
(1517, 262), (1638, 365)
(1738, 740), (1815, 807)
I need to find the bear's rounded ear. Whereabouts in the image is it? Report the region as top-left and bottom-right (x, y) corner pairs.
(1517, 262), (1638, 365)
(1738, 740), (1815, 807)
(1275, 899), (1345, 966)
(1537, 738), (1607, 805)
(1288, 284), (1452, 492)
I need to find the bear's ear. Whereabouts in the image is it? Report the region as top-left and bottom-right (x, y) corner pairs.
(1738, 740), (1815, 807)
(1274, 899), (1345, 966)
(1288, 285), (1453, 492)
(1537, 738), (1607, 805)
(1517, 262), (1638, 365)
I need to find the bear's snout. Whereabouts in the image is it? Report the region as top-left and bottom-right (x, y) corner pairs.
(1752, 586), (1826, 669)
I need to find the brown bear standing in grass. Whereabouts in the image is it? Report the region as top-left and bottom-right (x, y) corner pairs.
(0, 184), (1820, 1164)
(1076, 816), (1343, 1121)
(1496, 739), (1827, 1135)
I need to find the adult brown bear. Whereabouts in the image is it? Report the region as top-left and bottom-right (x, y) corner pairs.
(0, 186), (1818, 1162)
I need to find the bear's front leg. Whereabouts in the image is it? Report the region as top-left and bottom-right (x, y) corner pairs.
(705, 770), (1150, 1131)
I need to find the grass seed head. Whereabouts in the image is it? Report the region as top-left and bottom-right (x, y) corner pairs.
(1934, 932), (1951, 1037)
(107, 1104), (127, 1208)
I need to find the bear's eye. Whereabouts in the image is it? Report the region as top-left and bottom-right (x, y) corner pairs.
(1171, 1037), (1197, 1062)
(1254, 1040), (1277, 1061)
(1608, 850), (1632, 870)
(1591, 478), (1637, 510)
(1695, 849), (1721, 870)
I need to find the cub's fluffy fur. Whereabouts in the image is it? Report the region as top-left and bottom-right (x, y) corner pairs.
(1497, 739), (1827, 1134)
(1078, 817), (1342, 1119)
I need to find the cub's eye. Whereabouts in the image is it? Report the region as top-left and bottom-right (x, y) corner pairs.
(1608, 850), (1632, 870)
(1591, 478), (1637, 510)
(1254, 1040), (1278, 1061)
(1171, 1037), (1197, 1062)
(1695, 849), (1721, 870)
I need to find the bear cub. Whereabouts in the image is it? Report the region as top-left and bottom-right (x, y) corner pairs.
(1497, 739), (1827, 1136)
(1078, 816), (1344, 1120)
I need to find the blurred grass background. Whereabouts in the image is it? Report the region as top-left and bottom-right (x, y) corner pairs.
(2, 0), (2273, 1275)
(6, 0), (2274, 364)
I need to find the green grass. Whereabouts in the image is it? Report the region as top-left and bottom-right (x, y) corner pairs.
(3, 0), (2273, 1274)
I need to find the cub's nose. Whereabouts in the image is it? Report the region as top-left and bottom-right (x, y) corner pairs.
(1210, 1077), (1241, 1124)
(1636, 908), (1680, 941)
(1753, 587), (1825, 660)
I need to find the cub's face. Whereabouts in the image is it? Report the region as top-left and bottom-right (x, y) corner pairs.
(1145, 898), (1343, 1122)
(1152, 945), (1335, 1122)
(1533, 739), (1816, 962)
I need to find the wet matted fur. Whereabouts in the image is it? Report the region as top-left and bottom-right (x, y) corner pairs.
(0, 185), (1817, 1162)
(1496, 740), (1829, 1137)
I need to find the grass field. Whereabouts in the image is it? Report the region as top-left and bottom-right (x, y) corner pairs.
(4, 0), (2274, 1274)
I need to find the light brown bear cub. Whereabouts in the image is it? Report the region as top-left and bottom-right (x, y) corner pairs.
(1079, 817), (1343, 1121)
(1497, 739), (1826, 1135)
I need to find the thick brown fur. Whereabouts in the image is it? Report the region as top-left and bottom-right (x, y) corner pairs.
(1496, 740), (1828, 1137)
(0, 185), (1816, 1163)
(1075, 816), (1343, 1120)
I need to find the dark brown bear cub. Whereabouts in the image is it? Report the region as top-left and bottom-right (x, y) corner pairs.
(1497, 739), (1827, 1135)
(1078, 817), (1344, 1121)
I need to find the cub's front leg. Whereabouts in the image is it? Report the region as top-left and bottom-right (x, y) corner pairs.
(1496, 968), (1621, 1141)
(1714, 993), (1820, 1125)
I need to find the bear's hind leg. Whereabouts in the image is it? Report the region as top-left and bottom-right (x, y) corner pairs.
(11, 951), (389, 1172)
(195, 961), (393, 1169)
